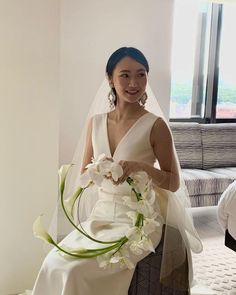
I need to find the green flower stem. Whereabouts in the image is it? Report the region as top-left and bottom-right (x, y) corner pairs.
(126, 177), (142, 201)
(60, 183), (124, 245)
(111, 237), (129, 256)
(135, 213), (144, 228)
(70, 187), (84, 216)
(52, 237), (128, 259)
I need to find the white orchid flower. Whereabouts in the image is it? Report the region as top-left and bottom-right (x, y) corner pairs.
(97, 252), (112, 269)
(120, 256), (135, 269)
(142, 188), (156, 204)
(33, 216), (54, 244)
(142, 218), (161, 235)
(136, 199), (154, 217)
(87, 169), (104, 186)
(98, 159), (123, 182)
(129, 236), (155, 255)
(129, 241), (144, 255)
(108, 162), (123, 181)
(86, 153), (107, 169)
(138, 236), (155, 253)
(79, 172), (92, 188)
(130, 171), (149, 193)
(122, 196), (138, 210)
(126, 211), (139, 226)
(126, 226), (142, 242)
(110, 248), (135, 269)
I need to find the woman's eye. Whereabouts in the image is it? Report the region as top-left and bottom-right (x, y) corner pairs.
(120, 74), (129, 78)
(138, 73), (145, 77)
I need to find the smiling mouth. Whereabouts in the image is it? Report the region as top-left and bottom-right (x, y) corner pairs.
(126, 90), (139, 95)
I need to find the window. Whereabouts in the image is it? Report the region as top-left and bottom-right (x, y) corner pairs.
(170, 0), (236, 122)
(216, 5), (236, 118)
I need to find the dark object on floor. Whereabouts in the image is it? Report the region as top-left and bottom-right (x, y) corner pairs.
(225, 229), (236, 252)
(128, 226), (190, 295)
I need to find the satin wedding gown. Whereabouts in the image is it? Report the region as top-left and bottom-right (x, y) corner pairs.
(31, 112), (164, 295)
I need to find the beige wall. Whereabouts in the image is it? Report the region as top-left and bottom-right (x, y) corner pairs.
(60, 0), (174, 165)
(0, 0), (174, 293)
(0, 1), (59, 294)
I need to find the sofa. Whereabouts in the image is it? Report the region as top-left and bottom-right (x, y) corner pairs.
(169, 122), (236, 207)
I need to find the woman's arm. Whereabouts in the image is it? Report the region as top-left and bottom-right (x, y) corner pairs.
(80, 118), (93, 173)
(117, 118), (180, 192)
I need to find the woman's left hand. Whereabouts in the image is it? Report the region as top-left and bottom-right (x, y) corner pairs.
(114, 160), (141, 184)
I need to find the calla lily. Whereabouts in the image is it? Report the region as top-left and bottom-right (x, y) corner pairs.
(33, 216), (54, 245)
(58, 164), (73, 194)
(64, 187), (84, 217)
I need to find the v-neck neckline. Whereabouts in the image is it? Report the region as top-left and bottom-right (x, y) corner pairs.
(105, 112), (150, 158)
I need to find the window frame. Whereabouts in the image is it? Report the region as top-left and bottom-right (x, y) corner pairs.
(170, 3), (236, 124)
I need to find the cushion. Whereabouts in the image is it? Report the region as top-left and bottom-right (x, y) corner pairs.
(181, 168), (233, 197)
(170, 123), (202, 169)
(209, 167), (236, 180)
(201, 123), (236, 169)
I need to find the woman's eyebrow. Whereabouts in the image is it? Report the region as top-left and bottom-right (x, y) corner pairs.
(119, 69), (145, 73)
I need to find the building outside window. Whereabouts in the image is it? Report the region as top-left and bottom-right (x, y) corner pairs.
(170, 0), (236, 122)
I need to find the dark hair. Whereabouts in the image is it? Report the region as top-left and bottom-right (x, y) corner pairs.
(106, 47), (149, 76)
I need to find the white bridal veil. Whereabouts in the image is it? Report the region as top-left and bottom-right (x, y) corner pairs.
(54, 77), (202, 290)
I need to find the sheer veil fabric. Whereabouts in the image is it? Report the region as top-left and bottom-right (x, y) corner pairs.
(55, 78), (202, 290)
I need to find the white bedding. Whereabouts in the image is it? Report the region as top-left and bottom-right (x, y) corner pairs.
(217, 180), (236, 239)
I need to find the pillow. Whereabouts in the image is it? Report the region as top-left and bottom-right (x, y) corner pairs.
(201, 123), (236, 169)
(170, 122), (203, 169)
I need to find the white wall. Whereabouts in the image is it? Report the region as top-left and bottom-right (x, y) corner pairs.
(0, 1), (174, 293)
(0, 1), (59, 294)
(60, 0), (174, 165)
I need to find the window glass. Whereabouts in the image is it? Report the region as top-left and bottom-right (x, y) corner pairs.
(216, 4), (236, 118)
(170, 0), (211, 118)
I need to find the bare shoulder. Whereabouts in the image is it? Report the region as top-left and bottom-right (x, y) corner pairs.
(150, 117), (173, 146)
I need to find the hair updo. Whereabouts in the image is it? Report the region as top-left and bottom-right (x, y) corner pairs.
(106, 47), (149, 77)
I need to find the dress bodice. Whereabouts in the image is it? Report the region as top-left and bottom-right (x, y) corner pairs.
(92, 112), (158, 165)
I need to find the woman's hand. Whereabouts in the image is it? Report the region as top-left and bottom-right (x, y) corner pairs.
(114, 160), (140, 185)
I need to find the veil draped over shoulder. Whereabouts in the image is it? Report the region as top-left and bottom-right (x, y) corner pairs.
(54, 78), (202, 290)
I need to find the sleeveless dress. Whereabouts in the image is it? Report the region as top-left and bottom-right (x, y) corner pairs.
(31, 112), (166, 295)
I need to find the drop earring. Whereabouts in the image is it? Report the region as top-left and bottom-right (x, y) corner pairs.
(108, 88), (116, 109)
(139, 92), (148, 107)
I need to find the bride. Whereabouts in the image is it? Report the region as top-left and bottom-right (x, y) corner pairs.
(31, 47), (202, 295)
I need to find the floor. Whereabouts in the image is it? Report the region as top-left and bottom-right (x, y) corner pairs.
(191, 206), (236, 295)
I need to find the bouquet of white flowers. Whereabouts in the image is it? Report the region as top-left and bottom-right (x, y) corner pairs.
(33, 154), (161, 269)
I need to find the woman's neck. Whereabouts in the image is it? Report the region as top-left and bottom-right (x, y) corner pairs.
(112, 102), (146, 121)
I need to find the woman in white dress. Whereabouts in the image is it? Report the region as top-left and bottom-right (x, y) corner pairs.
(31, 47), (202, 295)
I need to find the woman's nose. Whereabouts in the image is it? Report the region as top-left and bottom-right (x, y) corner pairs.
(128, 78), (138, 87)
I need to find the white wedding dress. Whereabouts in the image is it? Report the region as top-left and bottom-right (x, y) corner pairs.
(31, 112), (164, 295)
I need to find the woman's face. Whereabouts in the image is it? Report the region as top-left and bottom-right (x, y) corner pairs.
(109, 56), (147, 105)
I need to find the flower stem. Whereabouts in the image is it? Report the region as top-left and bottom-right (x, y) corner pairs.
(60, 183), (124, 245)
(52, 238), (127, 258)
